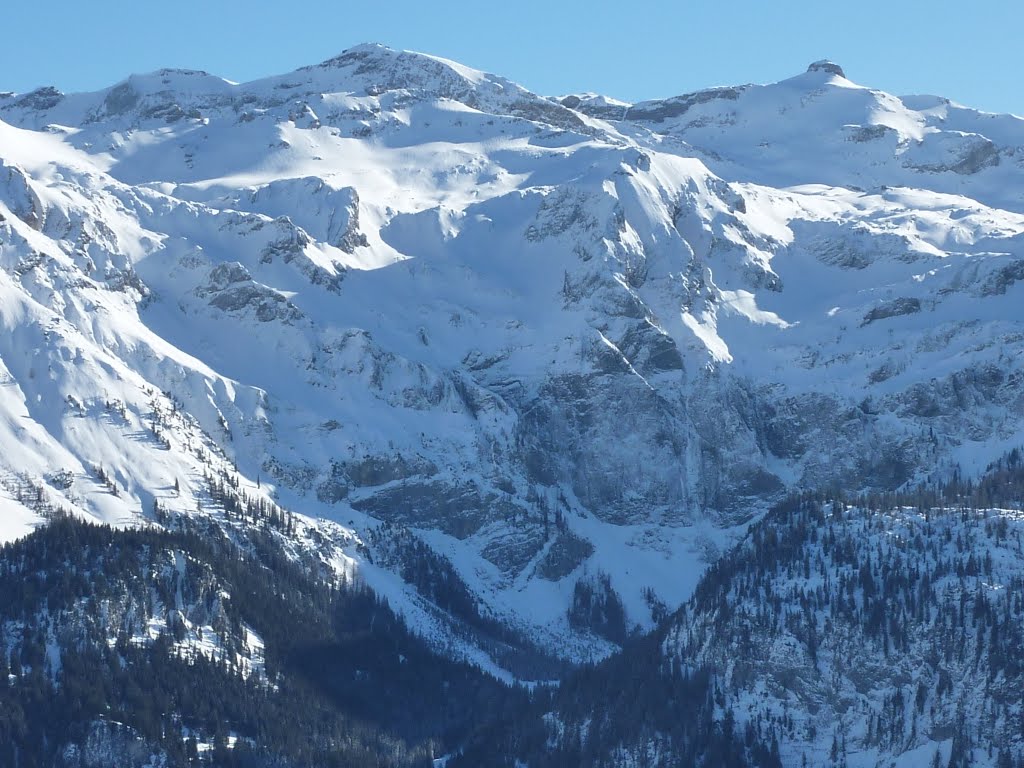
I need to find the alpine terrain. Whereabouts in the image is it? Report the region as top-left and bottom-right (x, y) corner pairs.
(0, 45), (1023, 766)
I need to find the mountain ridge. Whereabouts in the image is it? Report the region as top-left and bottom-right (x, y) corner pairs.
(3, 43), (1024, 766)
(0, 43), (1022, 672)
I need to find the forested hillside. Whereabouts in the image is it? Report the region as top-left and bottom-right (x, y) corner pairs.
(0, 515), (522, 767)
(451, 453), (1024, 768)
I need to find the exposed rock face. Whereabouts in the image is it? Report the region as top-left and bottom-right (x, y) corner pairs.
(0, 159), (44, 228)
(862, 297), (921, 325)
(806, 59), (846, 77)
(197, 262), (302, 322)
(625, 86), (746, 123)
(6, 85), (64, 111)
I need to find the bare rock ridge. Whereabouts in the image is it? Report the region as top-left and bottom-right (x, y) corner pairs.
(806, 58), (846, 77)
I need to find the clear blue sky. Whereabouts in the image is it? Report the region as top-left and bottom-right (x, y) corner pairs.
(4, 0), (1022, 115)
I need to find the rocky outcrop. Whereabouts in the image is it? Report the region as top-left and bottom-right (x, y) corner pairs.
(861, 297), (922, 325)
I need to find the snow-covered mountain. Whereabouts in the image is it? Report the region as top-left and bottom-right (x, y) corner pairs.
(1, 45), (1023, 672)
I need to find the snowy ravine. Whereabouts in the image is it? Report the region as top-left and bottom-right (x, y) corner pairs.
(0, 46), (1023, 667)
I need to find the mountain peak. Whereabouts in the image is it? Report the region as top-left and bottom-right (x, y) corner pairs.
(806, 59), (846, 78)
(311, 42), (396, 70)
(317, 42), (395, 64)
(299, 42), (496, 95)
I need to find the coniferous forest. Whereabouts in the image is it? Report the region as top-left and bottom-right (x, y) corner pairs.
(0, 516), (524, 767)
